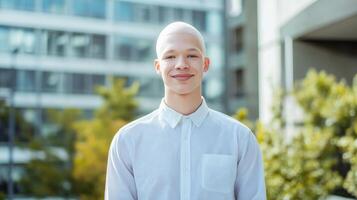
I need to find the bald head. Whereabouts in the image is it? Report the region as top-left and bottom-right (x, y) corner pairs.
(155, 22), (206, 58)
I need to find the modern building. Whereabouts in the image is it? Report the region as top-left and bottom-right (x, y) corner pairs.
(258, 0), (357, 131)
(0, 0), (225, 196)
(226, 0), (259, 119)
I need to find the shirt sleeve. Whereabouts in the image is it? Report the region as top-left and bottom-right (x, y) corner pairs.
(234, 129), (266, 200)
(105, 131), (138, 200)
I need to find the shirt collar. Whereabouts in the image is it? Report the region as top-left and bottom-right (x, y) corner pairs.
(158, 97), (209, 128)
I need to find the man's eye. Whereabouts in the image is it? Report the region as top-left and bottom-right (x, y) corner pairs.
(188, 55), (198, 58)
(164, 56), (175, 59)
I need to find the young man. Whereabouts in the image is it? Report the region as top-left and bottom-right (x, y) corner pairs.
(105, 22), (266, 200)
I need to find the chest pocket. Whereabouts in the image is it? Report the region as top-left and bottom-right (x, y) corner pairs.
(201, 154), (236, 194)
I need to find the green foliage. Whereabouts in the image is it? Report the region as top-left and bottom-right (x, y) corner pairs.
(233, 69), (357, 199)
(95, 78), (139, 121)
(17, 78), (138, 199)
(295, 70), (357, 197)
(72, 78), (139, 200)
(19, 109), (81, 197)
(234, 116), (341, 199)
(0, 100), (36, 142)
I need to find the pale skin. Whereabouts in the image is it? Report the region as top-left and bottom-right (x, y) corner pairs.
(154, 22), (210, 115)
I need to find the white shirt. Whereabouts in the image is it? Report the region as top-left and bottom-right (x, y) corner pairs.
(105, 98), (266, 200)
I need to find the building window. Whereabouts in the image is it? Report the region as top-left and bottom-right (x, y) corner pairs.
(42, 71), (62, 93)
(136, 4), (153, 23)
(71, 33), (90, 58)
(91, 35), (106, 59)
(91, 74), (105, 92)
(192, 10), (207, 32)
(232, 27), (243, 53)
(0, 27), (37, 54)
(16, 70), (36, 92)
(47, 31), (67, 56)
(72, 73), (90, 94)
(42, 0), (65, 14)
(63, 73), (88, 94)
(0, 68), (12, 88)
(71, 0), (106, 19)
(137, 77), (163, 97)
(0, 0), (35, 11)
(158, 6), (168, 24)
(47, 31), (106, 59)
(23, 29), (36, 54)
(114, 36), (153, 61)
(0, 26), (9, 52)
(0, 26), (36, 54)
(173, 8), (184, 21)
(114, 1), (134, 22)
(234, 69), (244, 97)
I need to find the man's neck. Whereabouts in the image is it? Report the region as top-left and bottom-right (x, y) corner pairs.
(164, 90), (203, 116)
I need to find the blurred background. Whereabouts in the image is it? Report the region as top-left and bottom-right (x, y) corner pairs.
(0, 0), (356, 199)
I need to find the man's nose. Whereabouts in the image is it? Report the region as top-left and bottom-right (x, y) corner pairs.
(175, 56), (189, 70)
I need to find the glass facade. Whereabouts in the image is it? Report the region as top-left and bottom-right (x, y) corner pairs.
(42, 0), (65, 14)
(192, 11), (207, 31)
(0, 26), (36, 54)
(0, 68), (106, 95)
(16, 70), (37, 92)
(66, 72), (106, 94)
(42, 71), (62, 93)
(47, 30), (67, 57)
(0, 27), (9, 52)
(0, 68), (12, 88)
(114, 1), (134, 21)
(71, 0), (106, 18)
(0, 0), (35, 11)
(114, 36), (153, 61)
(46, 30), (106, 59)
(0, 0), (208, 33)
(90, 35), (106, 59)
(137, 77), (163, 97)
(114, 1), (207, 32)
(71, 33), (90, 58)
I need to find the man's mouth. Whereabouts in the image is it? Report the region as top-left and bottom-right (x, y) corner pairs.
(171, 74), (194, 81)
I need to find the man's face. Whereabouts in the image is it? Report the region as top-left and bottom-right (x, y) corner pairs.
(155, 32), (210, 96)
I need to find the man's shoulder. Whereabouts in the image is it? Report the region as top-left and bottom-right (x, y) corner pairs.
(116, 109), (160, 137)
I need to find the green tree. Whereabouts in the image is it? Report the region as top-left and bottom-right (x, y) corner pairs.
(295, 70), (357, 198)
(19, 109), (81, 197)
(72, 78), (139, 200)
(232, 70), (357, 199)
(0, 99), (36, 142)
(234, 113), (341, 199)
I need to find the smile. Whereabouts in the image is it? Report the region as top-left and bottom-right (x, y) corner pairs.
(171, 74), (194, 81)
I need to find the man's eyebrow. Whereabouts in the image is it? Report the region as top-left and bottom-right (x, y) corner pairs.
(162, 48), (201, 55)
(162, 49), (175, 54)
(187, 48), (200, 52)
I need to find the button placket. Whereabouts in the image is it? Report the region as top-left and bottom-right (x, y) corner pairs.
(180, 118), (192, 200)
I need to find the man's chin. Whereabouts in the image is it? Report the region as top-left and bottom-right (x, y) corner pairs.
(169, 88), (194, 96)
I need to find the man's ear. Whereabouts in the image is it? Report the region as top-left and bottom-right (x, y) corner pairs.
(154, 59), (161, 75)
(203, 57), (210, 72)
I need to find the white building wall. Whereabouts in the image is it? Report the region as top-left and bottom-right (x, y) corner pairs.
(258, 0), (317, 124)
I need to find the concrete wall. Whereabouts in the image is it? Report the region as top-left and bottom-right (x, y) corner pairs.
(293, 40), (357, 84)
